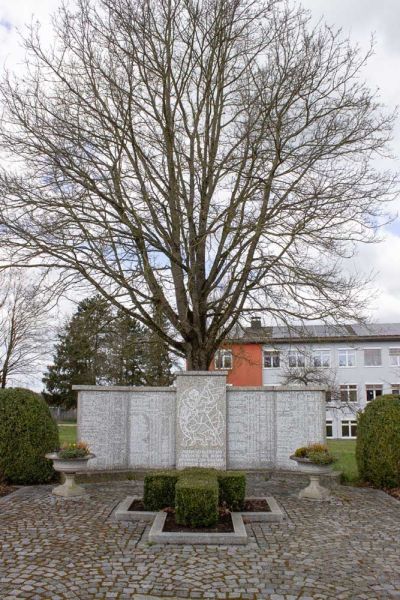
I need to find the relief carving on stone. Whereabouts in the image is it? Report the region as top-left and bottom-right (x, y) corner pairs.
(178, 381), (224, 448)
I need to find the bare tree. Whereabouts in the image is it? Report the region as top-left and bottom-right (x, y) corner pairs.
(0, 0), (396, 369)
(281, 345), (359, 414)
(282, 359), (336, 389)
(0, 270), (52, 388)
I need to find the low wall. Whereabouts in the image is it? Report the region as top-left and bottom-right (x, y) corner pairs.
(76, 373), (325, 471)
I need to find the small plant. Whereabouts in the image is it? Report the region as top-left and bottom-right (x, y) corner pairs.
(293, 446), (308, 458)
(293, 443), (336, 465)
(58, 442), (91, 459)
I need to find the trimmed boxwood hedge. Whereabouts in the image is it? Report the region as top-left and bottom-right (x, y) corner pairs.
(144, 468), (246, 526)
(175, 474), (219, 527)
(217, 471), (246, 510)
(143, 471), (179, 510)
(356, 395), (400, 488)
(0, 388), (59, 484)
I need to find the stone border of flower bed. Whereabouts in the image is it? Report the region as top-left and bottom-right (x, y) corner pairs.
(113, 494), (284, 525)
(242, 496), (284, 522)
(148, 510), (248, 545)
(114, 496), (157, 522)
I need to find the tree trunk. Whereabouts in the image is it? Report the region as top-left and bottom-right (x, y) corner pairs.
(185, 342), (211, 371)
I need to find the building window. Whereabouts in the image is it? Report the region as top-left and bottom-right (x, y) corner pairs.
(313, 350), (331, 368)
(288, 350), (305, 368)
(338, 349), (356, 367)
(263, 350), (280, 368)
(342, 420), (357, 438)
(214, 349), (233, 370)
(326, 420), (333, 438)
(364, 348), (382, 367)
(391, 385), (400, 396)
(366, 384), (383, 402)
(340, 384), (358, 403)
(389, 348), (400, 367)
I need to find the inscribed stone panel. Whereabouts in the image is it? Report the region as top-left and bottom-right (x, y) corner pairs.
(227, 390), (275, 468)
(129, 391), (175, 468)
(78, 391), (129, 469)
(275, 390), (325, 469)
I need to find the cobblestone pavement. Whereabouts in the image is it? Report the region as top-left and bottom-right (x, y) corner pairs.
(0, 475), (399, 599)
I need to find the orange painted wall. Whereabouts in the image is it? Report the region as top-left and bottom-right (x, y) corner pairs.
(210, 343), (263, 386)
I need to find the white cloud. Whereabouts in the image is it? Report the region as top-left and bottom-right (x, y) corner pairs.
(352, 232), (400, 321)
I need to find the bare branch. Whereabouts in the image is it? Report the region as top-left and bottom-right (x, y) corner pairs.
(0, 0), (397, 369)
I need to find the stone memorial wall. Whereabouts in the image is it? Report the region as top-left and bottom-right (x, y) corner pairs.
(76, 373), (325, 471)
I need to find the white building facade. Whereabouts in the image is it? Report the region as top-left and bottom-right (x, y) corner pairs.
(257, 326), (400, 439)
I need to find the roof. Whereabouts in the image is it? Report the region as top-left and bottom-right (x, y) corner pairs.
(228, 322), (400, 344)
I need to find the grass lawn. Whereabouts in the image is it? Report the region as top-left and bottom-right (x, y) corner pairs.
(58, 424), (77, 445)
(327, 439), (359, 484)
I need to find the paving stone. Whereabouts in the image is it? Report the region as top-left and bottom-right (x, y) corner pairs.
(0, 479), (399, 599)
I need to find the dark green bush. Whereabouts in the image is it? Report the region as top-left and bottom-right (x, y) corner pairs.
(144, 468), (248, 523)
(0, 388), (59, 484)
(175, 474), (219, 527)
(143, 471), (179, 510)
(180, 467), (218, 478)
(356, 395), (400, 488)
(217, 471), (246, 510)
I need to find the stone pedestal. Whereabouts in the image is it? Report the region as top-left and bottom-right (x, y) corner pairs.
(175, 372), (227, 469)
(53, 473), (86, 498)
(298, 474), (331, 501)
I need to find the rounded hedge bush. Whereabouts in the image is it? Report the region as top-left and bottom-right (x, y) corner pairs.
(356, 395), (400, 488)
(0, 388), (59, 484)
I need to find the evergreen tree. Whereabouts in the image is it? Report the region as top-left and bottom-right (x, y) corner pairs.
(104, 311), (148, 386)
(43, 296), (112, 408)
(43, 297), (174, 407)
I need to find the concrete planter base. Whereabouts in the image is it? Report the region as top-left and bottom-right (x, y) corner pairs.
(290, 457), (333, 501)
(52, 473), (87, 498)
(45, 453), (95, 498)
(298, 474), (331, 501)
(148, 511), (248, 545)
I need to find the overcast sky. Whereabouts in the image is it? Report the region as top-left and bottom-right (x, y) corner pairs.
(0, 0), (399, 323)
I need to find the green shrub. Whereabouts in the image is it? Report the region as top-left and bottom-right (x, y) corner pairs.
(0, 388), (59, 484)
(356, 395), (400, 488)
(217, 471), (246, 510)
(143, 471), (179, 510)
(180, 467), (218, 478)
(175, 474), (219, 527)
(294, 446), (308, 458)
(58, 441), (91, 459)
(293, 443), (336, 465)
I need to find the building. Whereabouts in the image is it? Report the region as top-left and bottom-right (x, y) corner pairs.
(212, 320), (400, 439)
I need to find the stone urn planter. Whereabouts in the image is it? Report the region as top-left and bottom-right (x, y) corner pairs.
(45, 452), (95, 498)
(290, 455), (333, 501)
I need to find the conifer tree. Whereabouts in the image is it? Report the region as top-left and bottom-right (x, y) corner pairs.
(43, 297), (174, 407)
